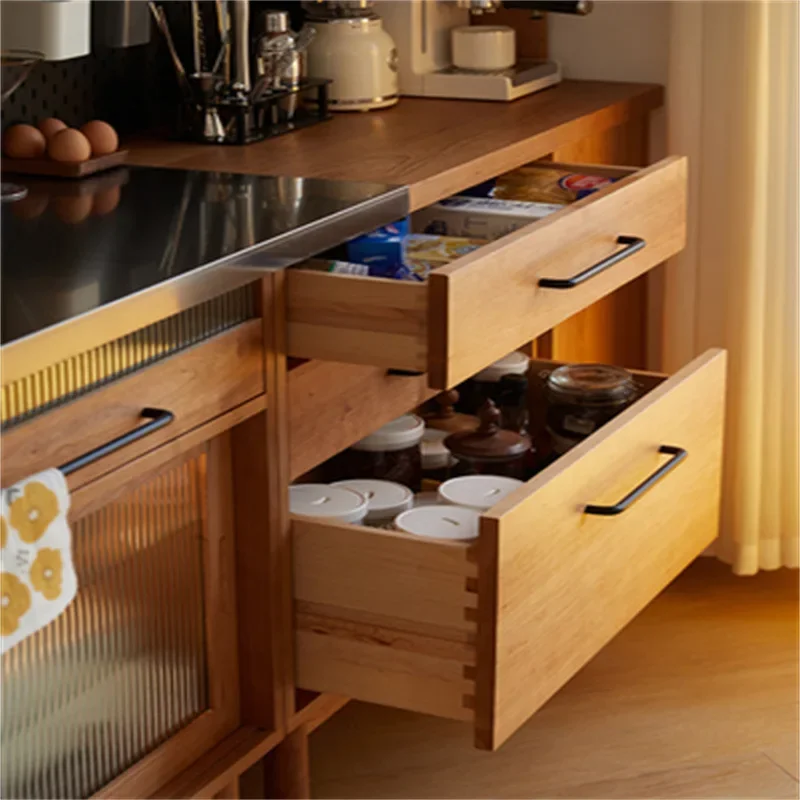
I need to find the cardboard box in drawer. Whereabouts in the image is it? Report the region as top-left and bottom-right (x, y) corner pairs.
(412, 196), (564, 241)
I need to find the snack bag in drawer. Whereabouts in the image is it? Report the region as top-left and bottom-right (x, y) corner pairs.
(404, 234), (486, 279)
(492, 166), (619, 204)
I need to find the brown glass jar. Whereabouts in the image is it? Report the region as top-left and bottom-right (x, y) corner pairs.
(444, 400), (531, 480)
(543, 363), (639, 455)
(337, 414), (425, 491)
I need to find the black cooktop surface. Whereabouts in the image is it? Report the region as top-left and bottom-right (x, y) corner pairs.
(1, 165), (405, 345)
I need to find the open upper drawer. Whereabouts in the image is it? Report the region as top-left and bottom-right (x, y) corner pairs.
(292, 348), (726, 750)
(287, 156), (687, 389)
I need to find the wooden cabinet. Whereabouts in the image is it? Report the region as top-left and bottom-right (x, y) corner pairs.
(1, 437), (239, 800)
(291, 350), (727, 750)
(286, 157), (687, 388)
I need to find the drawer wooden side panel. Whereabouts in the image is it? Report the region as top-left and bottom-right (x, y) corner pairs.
(429, 156), (688, 387)
(286, 270), (429, 372)
(293, 518), (477, 721)
(1, 321), (264, 488)
(475, 348), (726, 750)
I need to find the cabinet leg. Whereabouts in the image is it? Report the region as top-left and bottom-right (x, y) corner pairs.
(261, 725), (311, 800)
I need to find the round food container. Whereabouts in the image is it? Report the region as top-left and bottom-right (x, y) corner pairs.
(459, 350), (530, 414)
(543, 363), (639, 454)
(332, 479), (413, 525)
(451, 25), (516, 71)
(421, 427), (458, 483)
(438, 475), (523, 512)
(341, 414), (425, 490)
(289, 483), (368, 524)
(394, 505), (480, 541)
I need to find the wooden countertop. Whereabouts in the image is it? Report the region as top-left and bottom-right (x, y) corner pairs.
(127, 80), (662, 211)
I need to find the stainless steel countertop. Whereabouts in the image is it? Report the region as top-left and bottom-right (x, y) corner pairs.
(1, 165), (408, 378)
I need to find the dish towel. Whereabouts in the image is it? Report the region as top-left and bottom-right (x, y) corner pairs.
(1, 469), (78, 654)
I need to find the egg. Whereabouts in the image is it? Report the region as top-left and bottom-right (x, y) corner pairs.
(92, 186), (121, 216)
(47, 128), (92, 163)
(37, 117), (67, 140)
(53, 194), (93, 224)
(3, 124), (47, 159)
(80, 120), (118, 157)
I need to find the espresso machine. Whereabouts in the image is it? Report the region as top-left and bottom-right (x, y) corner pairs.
(380, 0), (592, 102)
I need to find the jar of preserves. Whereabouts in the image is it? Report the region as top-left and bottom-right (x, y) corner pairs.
(444, 399), (531, 480)
(338, 414), (425, 491)
(543, 363), (639, 455)
(457, 350), (530, 414)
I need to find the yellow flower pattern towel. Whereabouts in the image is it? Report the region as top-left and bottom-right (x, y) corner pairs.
(1, 469), (77, 654)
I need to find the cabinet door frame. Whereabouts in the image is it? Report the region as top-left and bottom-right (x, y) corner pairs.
(60, 435), (242, 800)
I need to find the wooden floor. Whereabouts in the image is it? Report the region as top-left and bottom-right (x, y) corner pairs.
(309, 560), (799, 799)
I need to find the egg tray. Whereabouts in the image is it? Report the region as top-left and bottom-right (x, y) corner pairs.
(1, 149), (129, 178)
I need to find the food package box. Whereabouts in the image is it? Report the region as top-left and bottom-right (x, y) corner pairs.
(404, 234), (486, 279)
(492, 167), (620, 204)
(346, 219), (409, 270)
(412, 196), (564, 241)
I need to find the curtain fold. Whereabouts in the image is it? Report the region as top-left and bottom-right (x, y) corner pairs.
(664, 0), (799, 574)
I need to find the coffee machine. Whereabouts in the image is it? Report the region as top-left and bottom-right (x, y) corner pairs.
(380, 0), (592, 102)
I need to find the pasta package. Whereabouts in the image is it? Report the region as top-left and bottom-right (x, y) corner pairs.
(492, 166), (619, 204)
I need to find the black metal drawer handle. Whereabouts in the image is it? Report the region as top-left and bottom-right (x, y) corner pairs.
(60, 408), (174, 476)
(584, 445), (687, 516)
(538, 235), (646, 289)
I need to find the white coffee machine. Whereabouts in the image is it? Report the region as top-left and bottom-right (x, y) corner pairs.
(380, 0), (591, 102)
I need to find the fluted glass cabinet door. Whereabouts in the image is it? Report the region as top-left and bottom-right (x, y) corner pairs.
(1, 439), (239, 800)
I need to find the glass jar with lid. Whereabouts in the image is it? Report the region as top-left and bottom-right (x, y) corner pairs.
(457, 350), (530, 415)
(337, 414), (425, 491)
(542, 363), (639, 455)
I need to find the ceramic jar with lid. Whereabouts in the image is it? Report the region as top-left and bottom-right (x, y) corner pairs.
(543, 363), (639, 455)
(289, 483), (368, 524)
(423, 389), (479, 434)
(338, 414), (425, 491)
(438, 474), (522, 511)
(458, 350), (530, 414)
(445, 399), (531, 479)
(394, 504), (480, 541)
(332, 479), (413, 526)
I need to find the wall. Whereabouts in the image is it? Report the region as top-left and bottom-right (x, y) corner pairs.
(548, 0), (670, 159)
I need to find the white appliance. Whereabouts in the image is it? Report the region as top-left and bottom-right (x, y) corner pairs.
(305, 3), (399, 112)
(1, 0), (91, 61)
(380, 0), (564, 102)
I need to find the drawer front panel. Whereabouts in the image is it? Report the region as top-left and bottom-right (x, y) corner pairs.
(293, 519), (477, 721)
(429, 157), (687, 387)
(286, 157), (687, 390)
(1, 321), (264, 489)
(475, 349), (726, 750)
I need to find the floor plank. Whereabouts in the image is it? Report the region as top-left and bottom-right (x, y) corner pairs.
(310, 560), (799, 799)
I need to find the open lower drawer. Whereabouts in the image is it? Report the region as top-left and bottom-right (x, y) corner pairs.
(287, 156), (687, 389)
(292, 349), (726, 750)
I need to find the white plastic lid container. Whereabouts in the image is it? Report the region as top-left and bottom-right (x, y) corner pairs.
(332, 479), (413, 523)
(394, 505), (480, 541)
(438, 475), (523, 511)
(351, 414), (425, 452)
(473, 350), (529, 383)
(289, 484), (368, 524)
(421, 428), (458, 471)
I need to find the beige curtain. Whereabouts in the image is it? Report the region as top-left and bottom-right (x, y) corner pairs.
(663, 0), (799, 573)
